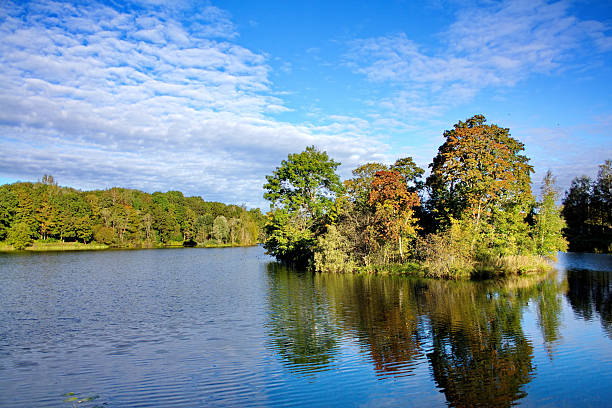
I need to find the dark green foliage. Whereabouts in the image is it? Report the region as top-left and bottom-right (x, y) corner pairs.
(562, 160), (611, 253)
(0, 178), (263, 248)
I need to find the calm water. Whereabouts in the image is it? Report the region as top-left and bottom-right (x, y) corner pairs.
(0, 248), (611, 407)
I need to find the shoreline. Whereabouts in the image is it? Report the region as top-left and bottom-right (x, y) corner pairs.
(0, 241), (260, 253)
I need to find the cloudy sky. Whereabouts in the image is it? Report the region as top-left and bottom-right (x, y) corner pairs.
(0, 0), (610, 208)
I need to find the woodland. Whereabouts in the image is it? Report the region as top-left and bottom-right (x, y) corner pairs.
(0, 177), (266, 250)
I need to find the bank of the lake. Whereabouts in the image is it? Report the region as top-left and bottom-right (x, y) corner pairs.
(0, 240), (259, 252)
(1, 247), (611, 407)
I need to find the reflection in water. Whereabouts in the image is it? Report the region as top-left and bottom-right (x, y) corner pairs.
(424, 279), (537, 407)
(319, 274), (424, 378)
(265, 263), (339, 374)
(267, 264), (567, 406)
(566, 269), (612, 337)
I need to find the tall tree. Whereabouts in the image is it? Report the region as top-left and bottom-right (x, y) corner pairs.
(369, 170), (420, 261)
(426, 115), (533, 237)
(533, 171), (567, 258)
(263, 146), (343, 264)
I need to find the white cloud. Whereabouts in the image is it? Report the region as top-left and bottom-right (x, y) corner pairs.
(346, 0), (612, 116)
(0, 1), (391, 208)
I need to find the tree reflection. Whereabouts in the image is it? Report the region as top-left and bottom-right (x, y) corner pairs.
(265, 263), (339, 374)
(265, 264), (566, 406)
(318, 274), (423, 378)
(423, 278), (538, 407)
(566, 269), (612, 337)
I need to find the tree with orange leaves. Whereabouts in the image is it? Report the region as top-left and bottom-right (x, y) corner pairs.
(369, 170), (420, 261)
(426, 115), (533, 236)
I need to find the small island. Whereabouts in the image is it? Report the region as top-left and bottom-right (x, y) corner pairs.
(262, 115), (611, 278)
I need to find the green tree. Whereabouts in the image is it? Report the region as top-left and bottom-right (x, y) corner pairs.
(7, 221), (34, 249)
(263, 146), (343, 264)
(0, 187), (17, 241)
(213, 215), (229, 243)
(533, 171), (567, 258)
(562, 176), (592, 251)
(390, 156), (425, 192)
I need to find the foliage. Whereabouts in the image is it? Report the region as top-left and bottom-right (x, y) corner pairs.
(263, 146), (343, 264)
(0, 178), (265, 249)
(416, 221), (473, 279)
(344, 162), (388, 209)
(533, 171), (567, 258)
(263, 145), (343, 218)
(314, 225), (356, 273)
(212, 215), (229, 243)
(6, 221), (34, 250)
(426, 114), (532, 232)
(368, 170), (420, 260)
(264, 208), (315, 265)
(562, 160), (611, 253)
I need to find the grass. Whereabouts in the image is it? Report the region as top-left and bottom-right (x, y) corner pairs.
(352, 254), (553, 280)
(472, 254), (553, 278)
(26, 241), (109, 252)
(0, 239), (259, 252)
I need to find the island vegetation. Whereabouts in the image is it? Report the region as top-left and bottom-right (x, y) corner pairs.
(0, 176), (266, 251)
(263, 115), (600, 278)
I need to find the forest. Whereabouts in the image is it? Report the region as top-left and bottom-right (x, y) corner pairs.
(0, 176), (266, 250)
(263, 115), (611, 278)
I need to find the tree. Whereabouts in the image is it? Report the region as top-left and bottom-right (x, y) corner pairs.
(344, 162), (388, 209)
(426, 115), (533, 252)
(263, 146), (343, 264)
(390, 157), (424, 193)
(7, 221), (33, 249)
(264, 146), (343, 219)
(369, 170), (420, 261)
(533, 171), (567, 258)
(0, 187), (17, 241)
(213, 215), (229, 243)
(562, 176), (592, 251)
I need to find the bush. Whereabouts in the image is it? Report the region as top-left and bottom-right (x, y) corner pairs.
(93, 225), (116, 245)
(314, 225), (356, 273)
(416, 222), (473, 278)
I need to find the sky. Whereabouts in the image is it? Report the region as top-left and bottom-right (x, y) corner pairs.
(0, 0), (610, 208)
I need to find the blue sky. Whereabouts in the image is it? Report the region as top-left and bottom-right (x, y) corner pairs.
(0, 0), (610, 208)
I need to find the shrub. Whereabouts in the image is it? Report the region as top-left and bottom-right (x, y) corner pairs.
(314, 225), (356, 273)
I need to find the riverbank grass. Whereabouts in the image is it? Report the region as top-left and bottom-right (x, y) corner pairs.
(0, 241), (110, 252)
(357, 254), (553, 280)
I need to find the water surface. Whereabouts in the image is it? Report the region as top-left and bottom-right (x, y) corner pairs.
(0, 248), (611, 407)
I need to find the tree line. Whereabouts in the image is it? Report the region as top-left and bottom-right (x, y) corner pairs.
(0, 175), (266, 250)
(263, 115), (601, 278)
(562, 160), (612, 253)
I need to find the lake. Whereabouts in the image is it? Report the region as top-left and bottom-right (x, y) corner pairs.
(0, 247), (611, 407)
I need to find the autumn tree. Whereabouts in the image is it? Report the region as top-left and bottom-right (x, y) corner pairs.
(426, 115), (533, 250)
(344, 162), (388, 209)
(369, 170), (420, 261)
